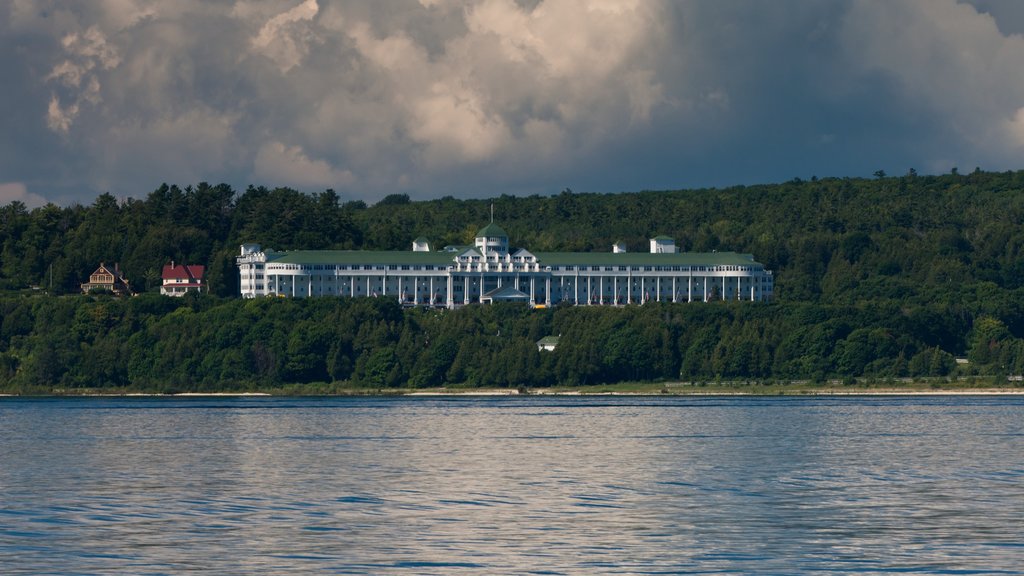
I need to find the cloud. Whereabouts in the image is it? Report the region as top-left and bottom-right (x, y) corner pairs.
(4, 0), (1024, 207)
(249, 0), (321, 72)
(254, 141), (355, 189)
(46, 95), (79, 134)
(45, 26), (120, 133)
(837, 0), (1024, 168)
(0, 183), (50, 208)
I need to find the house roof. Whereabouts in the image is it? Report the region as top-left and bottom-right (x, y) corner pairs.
(476, 222), (508, 238)
(162, 263), (205, 281)
(536, 336), (560, 346)
(89, 263), (128, 281)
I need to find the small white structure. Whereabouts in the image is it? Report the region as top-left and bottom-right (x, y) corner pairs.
(650, 236), (676, 254)
(537, 336), (560, 351)
(613, 241), (627, 253)
(412, 237), (431, 252)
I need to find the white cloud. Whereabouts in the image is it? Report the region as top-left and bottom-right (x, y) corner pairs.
(0, 183), (50, 208)
(11, 0), (1024, 206)
(254, 141), (355, 189)
(250, 0), (320, 72)
(1005, 107), (1024, 146)
(46, 95), (78, 134)
(342, 0), (666, 171)
(44, 26), (121, 133)
(840, 0), (1024, 157)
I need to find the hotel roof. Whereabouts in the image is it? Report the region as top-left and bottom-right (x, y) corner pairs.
(266, 250), (765, 268)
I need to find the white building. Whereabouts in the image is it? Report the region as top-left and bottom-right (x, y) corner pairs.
(237, 223), (773, 306)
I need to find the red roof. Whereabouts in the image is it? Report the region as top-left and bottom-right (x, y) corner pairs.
(162, 263), (205, 282)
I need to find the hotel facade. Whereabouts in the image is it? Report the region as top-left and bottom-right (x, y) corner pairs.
(237, 223), (773, 307)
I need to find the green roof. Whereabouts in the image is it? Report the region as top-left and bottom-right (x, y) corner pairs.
(476, 222), (508, 238)
(535, 251), (763, 267)
(263, 249), (764, 268)
(269, 251), (456, 266)
(652, 235), (674, 241)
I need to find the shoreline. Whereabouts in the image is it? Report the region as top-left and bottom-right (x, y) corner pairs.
(4, 388), (1024, 398)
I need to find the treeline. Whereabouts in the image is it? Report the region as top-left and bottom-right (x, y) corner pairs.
(4, 170), (1024, 309)
(3, 293), (1023, 393)
(4, 170), (1024, 389)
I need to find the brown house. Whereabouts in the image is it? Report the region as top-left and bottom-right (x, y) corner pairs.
(81, 263), (131, 295)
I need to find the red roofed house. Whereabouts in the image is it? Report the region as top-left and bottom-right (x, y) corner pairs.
(161, 262), (205, 296)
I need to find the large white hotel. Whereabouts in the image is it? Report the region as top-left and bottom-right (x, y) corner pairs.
(237, 222), (773, 306)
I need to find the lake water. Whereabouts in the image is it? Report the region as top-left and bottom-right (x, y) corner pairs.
(1, 395), (1022, 575)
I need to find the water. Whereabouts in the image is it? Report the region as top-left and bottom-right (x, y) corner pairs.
(1, 395), (1022, 575)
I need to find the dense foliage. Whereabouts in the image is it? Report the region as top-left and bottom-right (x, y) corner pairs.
(4, 170), (1024, 391)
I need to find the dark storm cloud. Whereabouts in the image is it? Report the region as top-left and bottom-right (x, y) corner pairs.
(1, 0), (1023, 207)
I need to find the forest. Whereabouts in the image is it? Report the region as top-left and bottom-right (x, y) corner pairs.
(3, 169), (1024, 392)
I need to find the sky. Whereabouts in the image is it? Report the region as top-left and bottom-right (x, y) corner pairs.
(3, 0), (1024, 208)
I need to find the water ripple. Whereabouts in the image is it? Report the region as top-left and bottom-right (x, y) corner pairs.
(2, 396), (1024, 574)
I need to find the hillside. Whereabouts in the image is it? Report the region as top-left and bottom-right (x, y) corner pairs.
(3, 170), (1024, 391)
